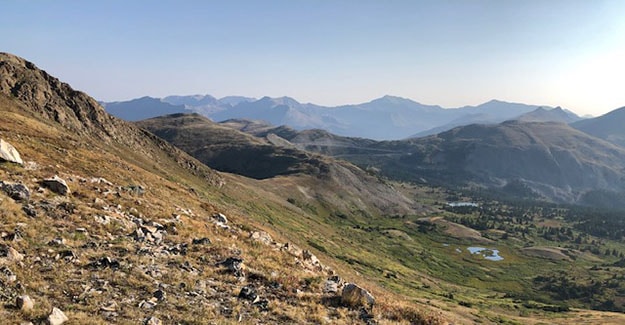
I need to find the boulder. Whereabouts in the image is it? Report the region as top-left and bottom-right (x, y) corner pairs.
(191, 237), (211, 245)
(16, 295), (34, 311)
(238, 285), (258, 302)
(220, 257), (244, 276)
(250, 231), (273, 245)
(7, 246), (24, 262)
(144, 316), (162, 325)
(40, 176), (70, 195)
(323, 276), (342, 294)
(213, 213), (228, 224)
(0, 181), (30, 201)
(0, 139), (23, 165)
(341, 283), (375, 311)
(48, 307), (68, 325)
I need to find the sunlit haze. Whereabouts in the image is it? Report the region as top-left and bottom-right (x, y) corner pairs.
(3, 0), (625, 116)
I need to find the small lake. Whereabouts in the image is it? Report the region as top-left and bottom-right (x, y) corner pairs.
(467, 246), (504, 261)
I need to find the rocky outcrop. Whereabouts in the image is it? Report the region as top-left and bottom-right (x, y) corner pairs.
(0, 139), (23, 165)
(341, 283), (375, 311)
(40, 176), (70, 196)
(0, 52), (223, 187)
(1, 181), (30, 201)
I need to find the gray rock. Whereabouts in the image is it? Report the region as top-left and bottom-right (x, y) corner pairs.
(22, 204), (37, 217)
(238, 285), (258, 301)
(191, 237), (211, 245)
(153, 289), (166, 301)
(213, 213), (228, 224)
(144, 316), (162, 325)
(1, 181), (30, 201)
(48, 307), (69, 325)
(323, 280), (339, 294)
(40, 176), (70, 195)
(16, 295), (34, 311)
(0, 139), (23, 165)
(341, 283), (375, 311)
(219, 257), (244, 277)
(250, 231), (273, 245)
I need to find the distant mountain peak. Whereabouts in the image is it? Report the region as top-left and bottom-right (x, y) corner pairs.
(373, 95), (418, 104)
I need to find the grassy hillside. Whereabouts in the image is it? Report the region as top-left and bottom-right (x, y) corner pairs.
(0, 53), (442, 324)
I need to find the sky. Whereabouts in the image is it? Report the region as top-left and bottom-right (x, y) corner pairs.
(2, 0), (625, 116)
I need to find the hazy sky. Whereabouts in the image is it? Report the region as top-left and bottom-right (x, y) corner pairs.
(3, 0), (625, 116)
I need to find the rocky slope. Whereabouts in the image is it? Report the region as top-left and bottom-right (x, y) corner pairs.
(0, 52), (442, 324)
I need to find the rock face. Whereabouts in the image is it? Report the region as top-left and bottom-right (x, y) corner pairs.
(48, 307), (68, 325)
(40, 176), (70, 195)
(341, 283), (375, 310)
(0, 139), (23, 165)
(1, 181), (30, 201)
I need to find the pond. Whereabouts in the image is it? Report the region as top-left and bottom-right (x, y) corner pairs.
(467, 246), (504, 261)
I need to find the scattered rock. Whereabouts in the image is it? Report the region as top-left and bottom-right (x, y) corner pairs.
(22, 204), (37, 217)
(48, 307), (69, 325)
(7, 246), (24, 262)
(213, 213), (228, 224)
(40, 176), (70, 196)
(48, 237), (66, 246)
(123, 184), (145, 195)
(219, 257), (244, 277)
(0, 139), (23, 165)
(238, 285), (258, 301)
(100, 301), (118, 312)
(89, 256), (120, 270)
(250, 231), (273, 245)
(90, 177), (113, 186)
(56, 250), (78, 262)
(253, 298), (269, 311)
(100, 300), (119, 319)
(139, 299), (157, 309)
(323, 276), (342, 294)
(16, 295), (34, 311)
(153, 289), (166, 301)
(341, 283), (375, 311)
(1, 265), (16, 282)
(144, 316), (162, 325)
(1, 181), (30, 201)
(93, 215), (110, 225)
(191, 237), (211, 245)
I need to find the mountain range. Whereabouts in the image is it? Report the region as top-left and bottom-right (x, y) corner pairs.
(218, 114), (625, 206)
(103, 94), (582, 140)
